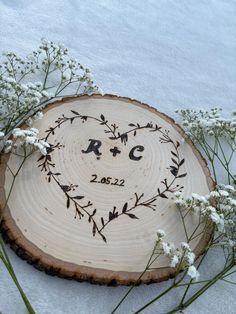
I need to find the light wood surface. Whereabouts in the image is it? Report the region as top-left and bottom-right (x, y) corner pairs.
(0, 95), (214, 285)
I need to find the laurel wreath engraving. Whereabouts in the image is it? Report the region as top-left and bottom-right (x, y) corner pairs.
(38, 111), (187, 243)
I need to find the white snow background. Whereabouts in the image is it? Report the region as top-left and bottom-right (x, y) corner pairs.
(0, 0), (236, 313)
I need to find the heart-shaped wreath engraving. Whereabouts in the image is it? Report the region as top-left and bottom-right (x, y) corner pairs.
(37, 110), (187, 243)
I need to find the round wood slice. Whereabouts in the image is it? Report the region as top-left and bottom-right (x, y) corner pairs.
(0, 94), (214, 285)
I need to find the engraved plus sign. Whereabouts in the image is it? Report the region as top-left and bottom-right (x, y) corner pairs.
(110, 146), (121, 157)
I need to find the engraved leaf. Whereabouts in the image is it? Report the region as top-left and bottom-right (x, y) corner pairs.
(92, 223), (96, 236)
(171, 158), (178, 165)
(61, 185), (71, 192)
(71, 110), (79, 115)
(159, 193), (168, 199)
(91, 208), (97, 217)
(171, 151), (178, 158)
(81, 116), (87, 121)
(122, 202), (128, 213)
(179, 158), (185, 167)
(101, 234), (107, 243)
(109, 211), (114, 220)
(177, 173), (187, 178)
(66, 196), (70, 208)
(170, 166), (178, 176)
(126, 213), (139, 219)
(37, 155), (45, 162)
(73, 195), (84, 200)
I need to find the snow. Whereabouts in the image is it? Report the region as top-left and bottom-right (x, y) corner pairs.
(0, 1), (235, 313)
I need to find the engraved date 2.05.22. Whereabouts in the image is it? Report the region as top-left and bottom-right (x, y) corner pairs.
(90, 174), (125, 187)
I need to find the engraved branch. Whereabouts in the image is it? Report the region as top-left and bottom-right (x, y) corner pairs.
(38, 111), (187, 243)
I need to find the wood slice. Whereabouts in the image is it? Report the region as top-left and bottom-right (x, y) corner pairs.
(0, 94), (214, 285)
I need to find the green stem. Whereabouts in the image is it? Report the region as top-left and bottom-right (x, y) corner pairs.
(0, 237), (35, 314)
(134, 284), (176, 314)
(166, 261), (235, 314)
(216, 138), (231, 184)
(111, 246), (159, 314)
(221, 278), (236, 285)
(222, 269), (236, 278)
(203, 140), (235, 182)
(0, 150), (36, 313)
(177, 238), (213, 306)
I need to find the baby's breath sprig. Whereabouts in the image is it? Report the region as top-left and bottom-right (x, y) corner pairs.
(0, 38), (101, 153)
(113, 108), (236, 314)
(176, 108), (236, 184)
(0, 129), (51, 314)
(0, 39), (101, 314)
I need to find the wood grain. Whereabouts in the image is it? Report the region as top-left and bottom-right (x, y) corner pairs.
(0, 94), (214, 285)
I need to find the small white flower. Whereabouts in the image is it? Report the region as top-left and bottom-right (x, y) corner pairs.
(5, 140), (12, 146)
(33, 91), (42, 99)
(219, 190), (229, 197)
(208, 130), (214, 136)
(26, 117), (33, 126)
(181, 242), (190, 251)
(21, 84), (29, 92)
(175, 199), (185, 206)
(40, 140), (50, 148)
(192, 193), (207, 202)
(157, 229), (166, 238)
(0, 131), (5, 138)
(230, 199), (236, 207)
(174, 191), (182, 197)
(170, 255), (179, 267)
(30, 128), (39, 135)
(187, 265), (200, 281)
(210, 191), (220, 198)
(210, 212), (221, 224)
(34, 111), (43, 120)
(25, 136), (37, 145)
(4, 145), (12, 153)
(3, 140), (13, 153)
(41, 91), (50, 98)
(97, 87), (104, 96)
(13, 129), (26, 138)
(5, 77), (16, 84)
(161, 242), (172, 255)
(34, 142), (47, 155)
(218, 214), (225, 232)
(186, 252), (195, 265)
(224, 185), (235, 191)
(207, 206), (216, 213)
(228, 240), (235, 247)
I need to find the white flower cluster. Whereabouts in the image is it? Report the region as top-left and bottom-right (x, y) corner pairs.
(26, 111), (44, 126)
(0, 77), (46, 125)
(13, 127), (49, 155)
(176, 108), (236, 142)
(0, 38), (101, 150)
(1, 127), (49, 155)
(156, 230), (200, 281)
(27, 38), (99, 96)
(174, 185), (236, 248)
